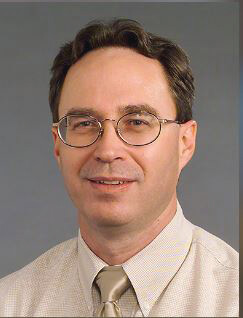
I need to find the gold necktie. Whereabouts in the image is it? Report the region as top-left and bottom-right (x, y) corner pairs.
(95, 266), (130, 317)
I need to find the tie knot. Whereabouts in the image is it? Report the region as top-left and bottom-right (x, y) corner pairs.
(95, 266), (130, 302)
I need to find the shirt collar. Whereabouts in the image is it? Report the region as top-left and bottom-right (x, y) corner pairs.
(77, 200), (193, 316)
(122, 200), (193, 316)
(77, 229), (108, 311)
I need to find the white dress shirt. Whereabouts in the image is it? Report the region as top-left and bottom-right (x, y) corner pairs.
(0, 201), (239, 317)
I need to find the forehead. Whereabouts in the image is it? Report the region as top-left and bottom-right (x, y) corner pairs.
(58, 47), (176, 118)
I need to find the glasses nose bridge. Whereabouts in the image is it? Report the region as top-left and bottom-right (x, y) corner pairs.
(99, 118), (118, 131)
(100, 118), (117, 124)
(98, 118), (122, 141)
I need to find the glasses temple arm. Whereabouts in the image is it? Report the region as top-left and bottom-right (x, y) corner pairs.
(159, 119), (182, 124)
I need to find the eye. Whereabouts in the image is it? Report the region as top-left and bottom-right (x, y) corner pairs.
(68, 117), (98, 130)
(74, 120), (94, 128)
(128, 119), (148, 126)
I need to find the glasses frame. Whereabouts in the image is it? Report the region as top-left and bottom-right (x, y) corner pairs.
(52, 111), (183, 148)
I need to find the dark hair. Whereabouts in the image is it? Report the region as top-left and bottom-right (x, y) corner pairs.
(49, 18), (194, 123)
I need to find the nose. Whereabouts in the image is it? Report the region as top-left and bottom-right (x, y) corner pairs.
(92, 119), (125, 163)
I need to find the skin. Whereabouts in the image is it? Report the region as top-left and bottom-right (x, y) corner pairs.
(52, 47), (197, 265)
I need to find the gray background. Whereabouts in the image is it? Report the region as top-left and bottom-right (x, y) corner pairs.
(0, 2), (238, 278)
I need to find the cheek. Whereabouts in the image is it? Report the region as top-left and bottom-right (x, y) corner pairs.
(140, 137), (179, 188)
(59, 147), (85, 188)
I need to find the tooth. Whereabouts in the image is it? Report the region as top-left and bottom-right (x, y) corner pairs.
(103, 181), (120, 184)
(94, 180), (126, 185)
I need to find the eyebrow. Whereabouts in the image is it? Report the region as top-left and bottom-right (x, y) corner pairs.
(65, 107), (101, 118)
(65, 104), (161, 118)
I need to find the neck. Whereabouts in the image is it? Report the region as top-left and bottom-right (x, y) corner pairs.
(78, 196), (177, 265)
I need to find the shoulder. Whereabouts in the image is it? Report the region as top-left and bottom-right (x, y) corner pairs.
(185, 223), (239, 316)
(0, 237), (78, 285)
(0, 237), (77, 315)
(189, 222), (239, 282)
(190, 223), (238, 271)
(0, 236), (78, 281)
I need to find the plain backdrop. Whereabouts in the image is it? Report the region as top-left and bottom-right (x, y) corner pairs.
(0, 2), (239, 278)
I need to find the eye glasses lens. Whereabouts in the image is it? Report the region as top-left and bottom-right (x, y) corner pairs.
(118, 112), (160, 145)
(59, 115), (100, 147)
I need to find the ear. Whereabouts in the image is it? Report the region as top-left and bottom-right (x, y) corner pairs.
(178, 120), (197, 172)
(51, 127), (61, 169)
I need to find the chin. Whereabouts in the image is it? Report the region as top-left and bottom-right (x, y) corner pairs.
(81, 204), (135, 227)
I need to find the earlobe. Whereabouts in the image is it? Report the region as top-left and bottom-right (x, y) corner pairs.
(179, 120), (197, 171)
(51, 127), (61, 168)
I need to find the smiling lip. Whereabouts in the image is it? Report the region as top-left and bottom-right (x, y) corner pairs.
(87, 177), (135, 192)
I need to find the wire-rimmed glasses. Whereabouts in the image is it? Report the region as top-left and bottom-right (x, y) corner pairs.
(52, 111), (182, 148)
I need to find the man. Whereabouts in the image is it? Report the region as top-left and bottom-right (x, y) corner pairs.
(0, 18), (238, 317)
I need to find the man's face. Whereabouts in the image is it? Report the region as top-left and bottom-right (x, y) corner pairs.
(52, 47), (194, 234)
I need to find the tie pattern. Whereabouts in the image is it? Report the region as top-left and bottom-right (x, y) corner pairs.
(95, 266), (130, 317)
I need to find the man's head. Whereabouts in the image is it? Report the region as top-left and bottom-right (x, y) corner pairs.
(50, 19), (197, 236)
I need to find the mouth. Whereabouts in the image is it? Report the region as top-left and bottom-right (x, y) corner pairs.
(87, 177), (135, 192)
